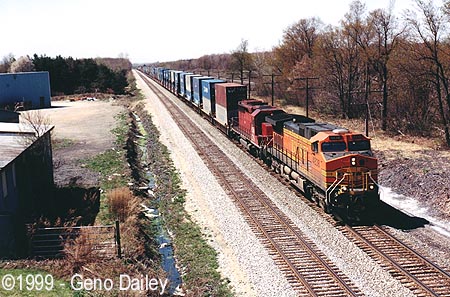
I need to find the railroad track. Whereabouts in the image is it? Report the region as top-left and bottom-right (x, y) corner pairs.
(338, 224), (450, 297)
(281, 175), (450, 296)
(281, 173), (450, 296)
(138, 72), (363, 296)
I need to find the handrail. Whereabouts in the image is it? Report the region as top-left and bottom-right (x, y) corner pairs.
(325, 173), (349, 205)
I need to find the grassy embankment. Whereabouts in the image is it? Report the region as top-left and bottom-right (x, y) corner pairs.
(134, 101), (234, 296)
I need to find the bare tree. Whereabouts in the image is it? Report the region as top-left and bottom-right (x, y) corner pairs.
(231, 39), (253, 84)
(272, 17), (323, 79)
(10, 56), (35, 73)
(0, 53), (15, 73)
(284, 17), (323, 60)
(354, 2), (403, 131)
(318, 26), (353, 117)
(19, 110), (52, 144)
(324, 0), (366, 118)
(406, 0), (450, 145)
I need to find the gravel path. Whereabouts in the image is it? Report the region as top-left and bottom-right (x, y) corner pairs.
(134, 71), (420, 296)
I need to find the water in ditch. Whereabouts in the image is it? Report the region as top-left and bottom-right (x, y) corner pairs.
(145, 170), (182, 294)
(133, 112), (182, 294)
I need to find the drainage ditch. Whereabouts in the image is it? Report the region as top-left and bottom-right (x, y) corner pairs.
(130, 111), (182, 295)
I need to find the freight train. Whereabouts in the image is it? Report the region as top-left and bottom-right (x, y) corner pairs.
(141, 66), (380, 220)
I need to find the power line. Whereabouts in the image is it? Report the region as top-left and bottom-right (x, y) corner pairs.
(294, 77), (319, 118)
(263, 73), (282, 106)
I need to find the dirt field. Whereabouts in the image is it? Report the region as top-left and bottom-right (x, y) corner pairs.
(22, 100), (125, 186)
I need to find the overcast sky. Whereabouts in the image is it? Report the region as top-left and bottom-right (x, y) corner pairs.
(0, 0), (427, 63)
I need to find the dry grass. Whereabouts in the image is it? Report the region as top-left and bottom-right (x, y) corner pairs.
(63, 228), (102, 275)
(107, 187), (146, 259)
(120, 208), (146, 261)
(108, 187), (138, 222)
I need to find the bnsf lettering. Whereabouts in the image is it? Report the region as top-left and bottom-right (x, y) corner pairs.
(312, 158), (320, 166)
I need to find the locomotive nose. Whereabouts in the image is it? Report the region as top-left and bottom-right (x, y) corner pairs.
(334, 155), (378, 193)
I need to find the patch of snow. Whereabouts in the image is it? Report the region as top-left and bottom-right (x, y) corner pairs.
(380, 186), (450, 237)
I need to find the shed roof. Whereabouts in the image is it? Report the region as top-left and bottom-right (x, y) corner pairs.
(0, 71), (49, 77)
(0, 122), (54, 169)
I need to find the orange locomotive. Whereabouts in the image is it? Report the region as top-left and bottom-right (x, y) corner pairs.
(266, 113), (379, 218)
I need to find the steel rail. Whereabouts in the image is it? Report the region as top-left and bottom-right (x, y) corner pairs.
(341, 225), (450, 297)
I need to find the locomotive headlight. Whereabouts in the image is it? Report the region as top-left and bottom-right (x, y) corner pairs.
(369, 184), (375, 190)
(351, 157), (356, 166)
(341, 186), (347, 192)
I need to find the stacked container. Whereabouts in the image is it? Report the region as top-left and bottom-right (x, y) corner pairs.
(180, 72), (193, 97)
(215, 83), (247, 127)
(201, 79), (226, 116)
(192, 76), (213, 107)
(170, 71), (182, 93)
(185, 74), (202, 101)
(173, 71), (183, 95)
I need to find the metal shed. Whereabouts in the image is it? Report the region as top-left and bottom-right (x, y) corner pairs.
(0, 72), (51, 109)
(0, 122), (54, 258)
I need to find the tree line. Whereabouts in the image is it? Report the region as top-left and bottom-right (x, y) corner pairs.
(1, 54), (131, 95)
(156, 0), (450, 147)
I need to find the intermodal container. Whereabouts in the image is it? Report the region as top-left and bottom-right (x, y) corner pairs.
(180, 72), (193, 97)
(157, 68), (166, 82)
(173, 71), (183, 95)
(214, 83), (247, 127)
(185, 74), (201, 101)
(164, 69), (172, 88)
(201, 79), (226, 116)
(192, 76), (213, 106)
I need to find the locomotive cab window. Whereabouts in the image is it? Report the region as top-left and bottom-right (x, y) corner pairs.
(311, 141), (319, 153)
(321, 142), (346, 152)
(348, 140), (371, 151)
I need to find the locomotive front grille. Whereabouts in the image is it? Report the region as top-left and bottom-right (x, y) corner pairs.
(336, 168), (373, 192)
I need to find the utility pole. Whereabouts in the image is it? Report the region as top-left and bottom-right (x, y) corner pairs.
(247, 70), (257, 99)
(247, 70), (251, 99)
(350, 64), (383, 137)
(263, 73), (282, 106)
(364, 65), (370, 137)
(295, 77), (319, 118)
(229, 72), (235, 83)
